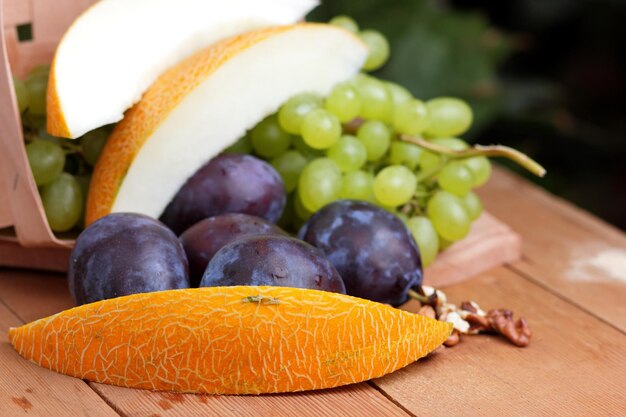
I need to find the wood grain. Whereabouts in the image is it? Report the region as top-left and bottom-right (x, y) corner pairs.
(0, 300), (120, 417)
(478, 168), (626, 331)
(376, 266), (626, 416)
(91, 381), (409, 417)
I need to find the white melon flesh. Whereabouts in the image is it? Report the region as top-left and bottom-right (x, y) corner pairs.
(51, 0), (318, 138)
(111, 25), (367, 219)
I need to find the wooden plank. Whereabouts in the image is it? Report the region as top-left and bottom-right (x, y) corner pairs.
(0, 300), (121, 416)
(0, 269), (71, 323)
(478, 168), (626, 331)
(374, 267), (626, 416)
(91, 381), (409, 417)
(0, 268), (410, 417)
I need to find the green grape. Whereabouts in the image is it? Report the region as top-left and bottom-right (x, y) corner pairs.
(292, 136), (324, 159)
(360, 30), (390, 71)
(373, 165), (417, 207)
(462, 191), (483, 221)
(418, 137), (469, 172)
(301, 109), (341, 150)
(271, 150), (307, 193)
(223, 134), (252, 155)
(340, 170), (374, 201)
(41, 173), (83, 232)
(75, 174), (91, 228)
(424, 97), (473, 137)
(464, 156), (492, 187)
(386, 81), (412, 108)
(439, 237), (454, 251)
(406, 216), (439, 267)
(25, 139), (65, 186)
(298, 158), (342, 212)
(356, 120), (391, 161)
(28, 65), (50, 79)
(393, 99), (429, 135)
(294, 190), (313, 220)
(329, 15), (359, 33)
(25, 75), (47, 116)
(438, 162), (474, 196)
(418, 150), (441, 172)
(389, 141), (422, 170)
(325, 83), (361, 122)
(427, 191), (471, 241)
(250, 114), (292, 158)
(37, 127), (62, 145)
(278, 93), (322, 134)
(75, 174), (91, 199)
(431, 137), (469, 150)
(13, 76), (30, 113)
(326, 135), (367, 172)
(353, 75), (392, 121)
(81, 128), (110, 166)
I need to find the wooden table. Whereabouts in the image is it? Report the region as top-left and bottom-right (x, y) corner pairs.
(1, 168), (625, 416)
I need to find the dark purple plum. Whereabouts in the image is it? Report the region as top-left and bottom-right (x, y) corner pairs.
(298, 200), (422, 306)
(180, 213), (288, 286)
(160, 154), (286, 234)
(200, 235), (346, 294)
(68, 213), (189, 305)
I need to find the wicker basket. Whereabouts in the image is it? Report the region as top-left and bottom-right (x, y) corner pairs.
(0, 0), (98, 251)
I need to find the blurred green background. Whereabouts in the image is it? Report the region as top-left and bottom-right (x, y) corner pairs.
(309, 0), (626, 230)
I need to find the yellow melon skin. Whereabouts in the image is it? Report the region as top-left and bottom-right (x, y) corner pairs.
(85, 24), (366, 226)
(8, 286), (452, 395)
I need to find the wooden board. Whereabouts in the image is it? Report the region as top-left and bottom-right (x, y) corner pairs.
(0, 264), (624, 416)
(479, 168), (626, 331)
(2, 169), (625, 417)
(0, 211), (520, 288)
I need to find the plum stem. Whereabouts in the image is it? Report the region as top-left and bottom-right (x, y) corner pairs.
(407, 288), (430, 304)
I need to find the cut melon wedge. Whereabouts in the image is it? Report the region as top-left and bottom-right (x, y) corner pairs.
(46, 0), (318, 138)
(85, 24), (367, 226)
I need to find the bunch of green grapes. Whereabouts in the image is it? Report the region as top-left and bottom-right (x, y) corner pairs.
(228, 16), (493, 267)
(13, 66), (111, 233)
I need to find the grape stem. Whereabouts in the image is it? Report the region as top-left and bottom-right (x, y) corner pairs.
(400, 135), (547, 178)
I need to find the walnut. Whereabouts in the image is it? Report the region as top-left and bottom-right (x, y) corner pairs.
(487, 309), (532, 347)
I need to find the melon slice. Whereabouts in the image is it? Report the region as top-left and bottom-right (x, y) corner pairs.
(85, 24), (367, 226)
(46, 0), (318, 138)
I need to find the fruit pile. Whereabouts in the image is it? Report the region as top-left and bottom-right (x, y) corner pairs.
(11, 13), (541, 329)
